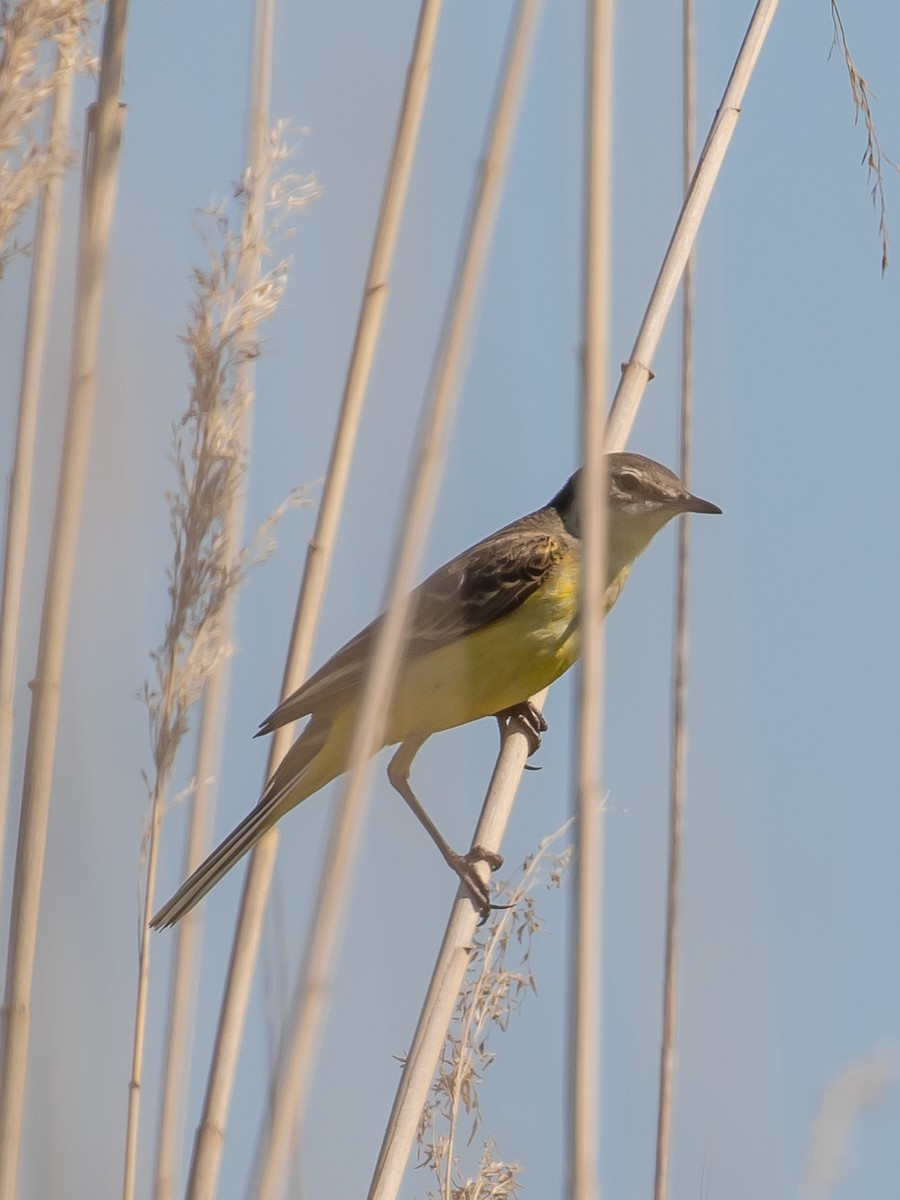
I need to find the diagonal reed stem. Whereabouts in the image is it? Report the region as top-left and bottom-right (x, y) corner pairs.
(367, 695), (548, 1200)
(605, 0), (781, 450)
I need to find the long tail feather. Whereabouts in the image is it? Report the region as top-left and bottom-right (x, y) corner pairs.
(150, 798), (281, 928)
(151, 715), (336, 929)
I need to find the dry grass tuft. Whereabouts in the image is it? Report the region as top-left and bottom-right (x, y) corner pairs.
(0, 0), (95, 276)
(414, 822), (573, 1200)
(141, 121), (318, 806)
(829, 1), (899, 273)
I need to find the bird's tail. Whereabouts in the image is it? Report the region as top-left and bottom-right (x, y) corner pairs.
(151, 716), (335, 929)
(150, 797), (282, 929)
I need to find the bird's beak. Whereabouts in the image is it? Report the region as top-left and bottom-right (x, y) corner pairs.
(681, 491), (722, 515)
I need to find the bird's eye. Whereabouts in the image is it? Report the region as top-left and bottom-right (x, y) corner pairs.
(616, 471), (641, 494)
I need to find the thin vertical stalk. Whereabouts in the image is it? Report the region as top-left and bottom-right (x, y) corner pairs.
(367, 694), (547, 1200)
(151, 4), (275, 1198)
(605, 0), (780, 450)
(185, 5), (443, 1198)
(568, 0), (613, 1196)
(124, 674), (176, 1200)
(0, 56), (74, 901)
(652, 1), (695, 1196)
(151, 690), (225, 1200)
(0, 2), (129, 1195)
(250, 4), (543, 1197)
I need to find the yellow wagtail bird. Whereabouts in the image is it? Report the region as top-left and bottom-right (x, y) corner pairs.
(152, 452), (720, 928)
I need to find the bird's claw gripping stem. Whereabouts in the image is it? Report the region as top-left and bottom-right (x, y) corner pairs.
(495, 700), (548, 758)
(449, 845), (504, 923)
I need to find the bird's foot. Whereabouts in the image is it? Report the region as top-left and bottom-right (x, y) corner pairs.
(448, 845), (504, 923)
(495, 701), (548, 757)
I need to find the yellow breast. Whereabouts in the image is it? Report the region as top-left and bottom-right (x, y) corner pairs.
(383, 545), (636, 744)
(386, 549), (581, 741)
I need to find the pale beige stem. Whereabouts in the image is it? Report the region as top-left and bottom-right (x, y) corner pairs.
(367, 698), (547, 1200)
(605, 0), (781, 450)
(151, 683), (225, 1200)
(652, 2), (696, 1196)
(249, 4), (543, 1196)
(124, 760), (172, 1200)
(151, 4), (274, 1197)
(185, 5), (443, 1198)
(0, 3), (128, 1195)
(568, 0), (613, 1197)
(0, 56), (74, 898)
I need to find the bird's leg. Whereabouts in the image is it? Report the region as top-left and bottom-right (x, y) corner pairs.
(387, 738), (502, 921)
(494, 700), (548, 759)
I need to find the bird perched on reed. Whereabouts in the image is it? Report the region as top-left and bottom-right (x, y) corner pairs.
(152, 451), (720, 927)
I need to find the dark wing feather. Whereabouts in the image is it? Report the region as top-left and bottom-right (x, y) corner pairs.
(405, 525), (564, 654)
(256, 508), (567, 734)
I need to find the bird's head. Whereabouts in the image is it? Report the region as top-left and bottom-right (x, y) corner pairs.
(552, 451), (721, 572)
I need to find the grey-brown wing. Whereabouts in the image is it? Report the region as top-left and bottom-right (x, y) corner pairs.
(256, 511), (566, 735)
(404, 523), (565, 655)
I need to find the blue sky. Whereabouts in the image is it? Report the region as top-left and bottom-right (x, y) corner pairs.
(2, 1), (900, 1197)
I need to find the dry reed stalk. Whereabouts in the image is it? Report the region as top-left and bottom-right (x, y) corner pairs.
(249, 6), (543, 1197)
(0, 2), (127, 1194)
(0, 0), (92, 276)
(151, 3), (278, 1197)
(605, 0), (781, 451)
(122, 124), (313, 1200)
(568, 0), (613, 1196)
(371, 4), (783, 1198)
(829, 1), (898, 273)
(0, 54), (74, 902)
(652, 1), (695, 1196)
(367, 692), (548, 1200)
(183, 6), (443, 1199)
(415, 821), (572, 1200)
